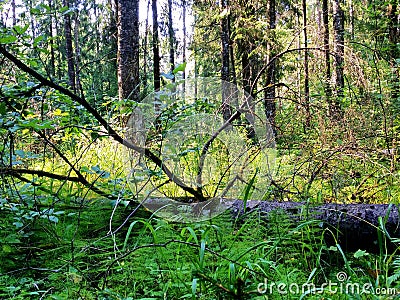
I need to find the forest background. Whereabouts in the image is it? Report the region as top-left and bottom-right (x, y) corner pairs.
(1, 0), (400, 298)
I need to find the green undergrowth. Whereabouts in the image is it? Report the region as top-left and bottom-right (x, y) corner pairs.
(1, 194), (399, 299)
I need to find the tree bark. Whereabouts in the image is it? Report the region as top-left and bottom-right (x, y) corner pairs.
(388, 1), (399, 102)
(117, 0), (140, 103)
(48, 0), (56, 78)
(302, 0), (310, 128)
(220, 0), (231, 121)
(333, 0), (345, 98)
(11, 0), (16, 26)
(220, 0), (230, 84)
(168, 0), (175, 81)
(231, 201), (400, 253)
(73, 0), (84, 99)
(182, 0), (186, 74)
(264, 0), (276, 132)
(62, 0), (76, 92)
(322, 0), (331, 98)
(152, 0), (160, 92)
(143, 0), (150, 94)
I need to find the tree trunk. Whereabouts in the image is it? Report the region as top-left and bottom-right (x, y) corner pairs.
(168, 0), (175, 81)
(142, 198), (400, 253)
(73, 0), (84, 99)
(333, 0), (345, 98)
(264, 0), (276, 132)
(231, 201), (400, 253)
(220, 0), (230, 83)
(62, 0), (76, 92)
(117, 0), (140, 103)
(302, 0), (310, 128)
(48, 0), (56, 78)
(322, 0), (331, 100)
(228, 17), (237, 86)
(182, 0), (187, 94)
(143, 0), (150, 94)
(152, 0), (160, 92)
(388, 1), (399, 102)
(220, 0), (231, 121)
(241, 44), (251, 95)
(349, 0), (354, 39)
(11, 0), (16, 26)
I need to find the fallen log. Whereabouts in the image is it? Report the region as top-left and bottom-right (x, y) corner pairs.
(142, 198), (400, 253)
(231, 200), (400, 253)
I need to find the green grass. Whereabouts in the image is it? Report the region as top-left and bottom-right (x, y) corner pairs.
(1, 117), (400, 299)
(1, 194), (399, 299)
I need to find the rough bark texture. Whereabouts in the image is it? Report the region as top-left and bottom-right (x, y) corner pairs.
(333, 0), (345, 98)
(168, 0), (175, 81)
(231, 201), (400, 253)
(220, 0), (230, 83)
(388, 0), (399, 101)
(220, 0), (231, 121)
(11, 0), (16, 26)
(152, 0), (160, 92)
(117, 0), (140, 102)
(62, 0), (76, 92)
(264, 0), (276, 132)
(73, 0), (83, 98)
(322, 0), (331, 99)
(182, 0), (186, 82)
(302, 0), (310, 127)
(48, 0), (56, 78)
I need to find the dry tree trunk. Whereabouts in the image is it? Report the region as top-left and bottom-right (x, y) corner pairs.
(231, 200), (400, 253)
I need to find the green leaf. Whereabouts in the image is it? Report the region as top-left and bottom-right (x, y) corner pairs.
(172, 62), (187, 74)
(33, 35), (45, 47)
(0, 35), (17, 44)
(13, 24), (29, 35)
(48, 215), (59, 223)
(353, 249), (369, 258)
(13, 221), (24, 228)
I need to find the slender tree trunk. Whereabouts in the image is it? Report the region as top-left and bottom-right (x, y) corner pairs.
(62, 0), (76, 92)
(48, 0), (56, 78)
(152, 0), (160, 91)
(388, 1), (399, 101)
(302, 0), (310, 128)
(220, 0), (230, 84)
(241, 43), (251, 95)
(74, 0), (83, 99)
(117, 0), (140, 104)
(323, 0), (341, 118)
(220, 0), (231, 121)
(349, 0), (354, 40)
(323, 0), (331, 96)
(168, 0), (175, 81)
(182, 0), (186, 82)
(143, 0), (150, 94)
(333, 0), (345, 98)
(228, 17), (237, 86)
(11, 0), (16, 26)
(264, 0), (276, 132)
